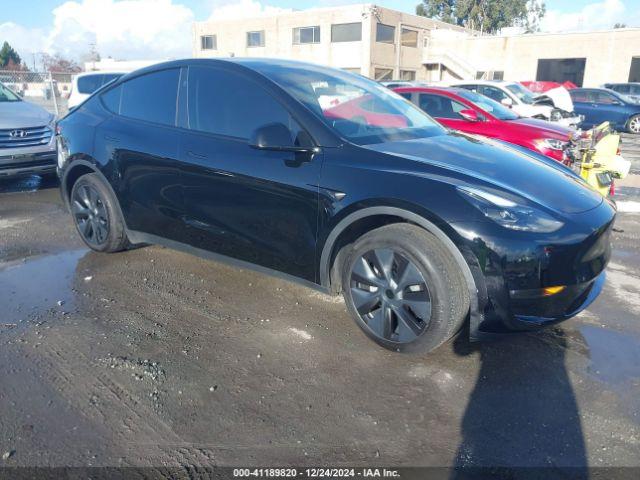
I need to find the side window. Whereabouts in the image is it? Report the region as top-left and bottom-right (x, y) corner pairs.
(101, 84), (122, 113)
(77, 75), (104, 95)
(398, 92), (413, 101)
(614, 84), (630, 93)
(480, 86), (509, 103)
(120, 69), (180, 126)
(570, 90), (590, 102)
(594, 91), (617, 104)
(418, 94), (466, 119)
(187, 66), (311, 146)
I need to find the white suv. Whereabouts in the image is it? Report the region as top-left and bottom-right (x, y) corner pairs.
(449, 80), (582, 128)
(68, 71), (124, 110)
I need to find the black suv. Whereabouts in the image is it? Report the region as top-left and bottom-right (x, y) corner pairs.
(57, 59), (614, 353)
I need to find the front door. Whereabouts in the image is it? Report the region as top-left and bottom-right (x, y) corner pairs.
(178, 65), (322, 282)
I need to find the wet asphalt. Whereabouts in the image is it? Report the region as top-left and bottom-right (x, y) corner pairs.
(0, 161), (639, 471)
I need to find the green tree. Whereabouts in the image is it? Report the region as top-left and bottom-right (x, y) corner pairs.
(0, 41), (22, 69)
(416, 0), (546, 34)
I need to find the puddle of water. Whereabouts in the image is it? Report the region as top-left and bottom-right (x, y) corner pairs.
(0, 250), (87, 326)
(579, 325), (640, 388)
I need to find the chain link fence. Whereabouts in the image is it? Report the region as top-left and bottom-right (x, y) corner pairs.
(0, 70), (73, 117)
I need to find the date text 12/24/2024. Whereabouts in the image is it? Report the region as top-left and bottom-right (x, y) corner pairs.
(233, 468), (401, 478)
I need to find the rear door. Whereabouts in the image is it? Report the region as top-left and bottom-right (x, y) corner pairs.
(94, 68), (186, 242)
(177, 64), (322, 281)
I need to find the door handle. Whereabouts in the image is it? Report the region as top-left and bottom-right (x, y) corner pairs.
(187, 150), (208, 160)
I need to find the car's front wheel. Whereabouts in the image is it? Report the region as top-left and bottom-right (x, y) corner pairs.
(70, 173), (130, 253)
(341, 223), (469, 353)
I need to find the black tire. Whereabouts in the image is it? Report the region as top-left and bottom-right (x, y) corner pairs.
(341, 223), (469, 353)
(70, 173), (130, 253)
(627, 114), (640, 134)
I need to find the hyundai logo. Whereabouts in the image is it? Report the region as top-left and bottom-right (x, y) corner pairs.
(9, 130), (27, 138)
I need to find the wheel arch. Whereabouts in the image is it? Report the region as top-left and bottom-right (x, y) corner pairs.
(61, 158), (128, 229)
(318, 206), (486, 338)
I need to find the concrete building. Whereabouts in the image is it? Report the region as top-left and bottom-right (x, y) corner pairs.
(192, 4), (469, 81)
(192, 3), (640, 87)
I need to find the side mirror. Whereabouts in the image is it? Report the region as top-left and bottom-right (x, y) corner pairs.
(250, 122), (313, 152)
(501, 97), (513, 107)
(459, 109), (481, 122)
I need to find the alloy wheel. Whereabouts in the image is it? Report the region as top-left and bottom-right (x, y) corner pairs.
(349, 248), (432, 344)
(72, 184), (109, 246)
(630, 116), (640, 134)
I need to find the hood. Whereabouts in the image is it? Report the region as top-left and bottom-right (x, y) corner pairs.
(0, 101), (54, 129)
(513, 103), (552, 118)
(364, 132), (602, 215)
(509, 117), (574, 138)
(535, 87), (574, 112)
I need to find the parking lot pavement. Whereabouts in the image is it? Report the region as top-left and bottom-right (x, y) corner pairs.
(1, 171), (639, 471)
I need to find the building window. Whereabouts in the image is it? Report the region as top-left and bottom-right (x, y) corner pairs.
(629, 57), (640, 82)
(331, 22), (362, 42)
(401, 28), (418, 47)
(376, 23), (395, 44)
(491, 71), (504, 80)
(293, 26), (321, 44)
(201, 35), (216, 50)
(400, 70), (416, 81)
(374, 68), (394, 81)
(246, 31), (265, 47)
(536, 58), (586, 86)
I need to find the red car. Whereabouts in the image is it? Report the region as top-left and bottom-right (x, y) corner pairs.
(393, 86), (575, 163)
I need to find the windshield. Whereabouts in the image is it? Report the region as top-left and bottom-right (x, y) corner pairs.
(0, 82), (21, 102)
(506, 83), (536, 105)
(455, 89), (519, 121)
(252, 63), (444, 145)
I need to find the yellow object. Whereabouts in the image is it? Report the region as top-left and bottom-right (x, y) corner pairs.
(570, 122), (631, 197)
(543, 286), (566, 296)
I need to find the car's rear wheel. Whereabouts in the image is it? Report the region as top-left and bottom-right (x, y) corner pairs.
(70, 173), (129, 253)
(628, 115), (640, 134)
(341, 223), (469, 353)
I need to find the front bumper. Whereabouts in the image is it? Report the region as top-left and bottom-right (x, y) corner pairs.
(0, 133), (57, 178)
(0, 151), (57, 177)
(452, 199), (615, 335)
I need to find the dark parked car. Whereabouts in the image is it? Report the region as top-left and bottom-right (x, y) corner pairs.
(569, 88), (640, 133)
(602, 82), (640, 103)
(57, 59), (615, 353)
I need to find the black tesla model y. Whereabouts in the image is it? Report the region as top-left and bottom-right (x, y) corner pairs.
(57, 59), (615, 353)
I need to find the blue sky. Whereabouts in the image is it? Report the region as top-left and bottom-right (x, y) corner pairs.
(2, 0), (616, 28)
(1, 0), (638, 63)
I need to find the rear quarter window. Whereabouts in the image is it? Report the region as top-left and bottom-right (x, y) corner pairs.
(119, 69), (180, 126)
(100, 85), (122, 113)
(77, 75), (104, 94)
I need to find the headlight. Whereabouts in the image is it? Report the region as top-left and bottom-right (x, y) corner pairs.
(535, 138), (566, 151)
(457, 186), (564, 233)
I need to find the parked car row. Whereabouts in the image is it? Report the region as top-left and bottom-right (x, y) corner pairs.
(54, 59), (615, 354)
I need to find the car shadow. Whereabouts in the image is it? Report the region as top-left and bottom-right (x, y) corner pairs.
(0, 173), (59, 194)
(450, 327), (588, 479)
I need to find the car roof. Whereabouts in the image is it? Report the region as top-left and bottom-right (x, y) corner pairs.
(450, 80), (514, 87)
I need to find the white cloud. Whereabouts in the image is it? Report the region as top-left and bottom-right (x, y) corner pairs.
(541, 0), (638, 32)
(1, 0), (194, 64)
(207, 0), (292, 21)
